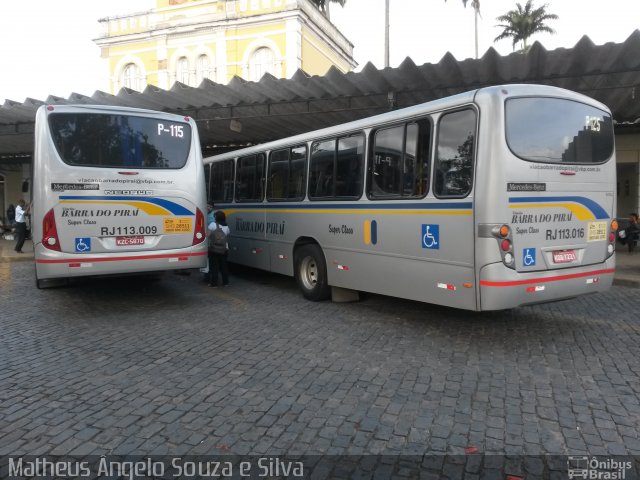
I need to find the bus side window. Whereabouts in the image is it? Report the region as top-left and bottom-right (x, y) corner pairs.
(268, 148), (289, 200)
(289, 145), (307, 200)
(404, 120), (431, 197)
(236, 153), (265, 202)
(204, 164), (211, 200)
(310, 139), (336, 199)
(267, 145), (306, 201)
(434, 109), (476, 198)
(211, 159), (235, 203)
(336, 134), (364, 198)
(371, 125), (403, 197)
(369, 120), (430, 199)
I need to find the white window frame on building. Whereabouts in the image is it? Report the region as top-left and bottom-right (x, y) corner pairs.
(122, 63), (142, 91)
(195, 54), (214, 85)
(249, 47), (276, 82)
(177, 56), (191, 86)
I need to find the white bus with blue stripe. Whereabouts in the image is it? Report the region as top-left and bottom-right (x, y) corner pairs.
(204, 84), (617, 310)
(32, 105), (208, 287)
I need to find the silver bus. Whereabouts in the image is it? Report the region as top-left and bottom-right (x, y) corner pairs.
(204, 84), (617, 310)
(33, 105), (208, 287)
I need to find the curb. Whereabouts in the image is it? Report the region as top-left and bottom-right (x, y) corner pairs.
(0, 255), (34, 263)
(613, 276), (640, 289)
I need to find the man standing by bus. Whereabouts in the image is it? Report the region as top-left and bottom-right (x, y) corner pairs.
(14, 199), (30, 253)
(626, 213), (640, 253)
(200, 200), (216, 280)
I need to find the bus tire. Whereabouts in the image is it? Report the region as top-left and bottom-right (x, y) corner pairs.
(295, 244), (330, 301)
(36, 276), (68, 289)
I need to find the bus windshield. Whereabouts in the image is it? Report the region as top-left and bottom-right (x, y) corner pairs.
(48, 113), (192, 169)
(505, 97), (614, 164)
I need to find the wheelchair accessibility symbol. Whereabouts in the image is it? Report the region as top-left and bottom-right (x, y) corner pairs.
(421, 224), (439, 249)
(75, 237), (91, 253)
(523, 247), (536, 267)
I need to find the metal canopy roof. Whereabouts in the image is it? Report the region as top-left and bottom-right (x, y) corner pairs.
(1, 30), (639, 165)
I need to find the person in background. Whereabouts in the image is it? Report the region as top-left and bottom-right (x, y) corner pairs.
(6, 204), (15, 226)
(626, 213), (640, 253)
(200, 200), (216, 281)
(207, 210), (230, 287)
(206, 201), (215, 225)
(14, 199), (30, 253)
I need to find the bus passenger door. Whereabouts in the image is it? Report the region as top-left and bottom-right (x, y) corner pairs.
(427, 109), (478, 310)
(228, 154), (269, 270)
(357, 111), (477, 309)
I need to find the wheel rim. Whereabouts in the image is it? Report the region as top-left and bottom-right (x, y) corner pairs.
(300, 255), (318, 291)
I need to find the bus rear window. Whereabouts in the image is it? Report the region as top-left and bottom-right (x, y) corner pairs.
(48, 113), (192, 169)
(505, 97), (614, 164)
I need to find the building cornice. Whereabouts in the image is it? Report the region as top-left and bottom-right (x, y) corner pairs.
(95, 0), (353, 58)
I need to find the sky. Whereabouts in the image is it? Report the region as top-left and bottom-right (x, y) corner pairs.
(0, 0), (637, 104)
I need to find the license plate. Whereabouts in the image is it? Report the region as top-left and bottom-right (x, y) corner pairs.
(116, 236), (145, 246)
(552, 250), (576, 263)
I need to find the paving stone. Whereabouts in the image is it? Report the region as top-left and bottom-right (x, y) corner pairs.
(1, 260), (639, 477)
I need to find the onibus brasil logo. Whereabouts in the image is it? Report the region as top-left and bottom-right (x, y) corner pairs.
(567, 456), (633, 479)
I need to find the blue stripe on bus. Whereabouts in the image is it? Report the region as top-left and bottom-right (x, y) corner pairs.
(216, 202), (473, 210)
(59, 196), (193, 215)
(509, 196), (609, 220)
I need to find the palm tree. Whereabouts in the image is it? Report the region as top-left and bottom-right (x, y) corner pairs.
(445, 0), (481, 58)
(309, 0), (346, 16)
(494, 0), (558, 52)
(444, 0), (479, 9)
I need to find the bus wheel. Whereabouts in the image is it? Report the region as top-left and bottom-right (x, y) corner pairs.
(295, 244), (330, 301)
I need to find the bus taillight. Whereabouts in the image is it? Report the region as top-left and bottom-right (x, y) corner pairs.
(492, 224), (514, 268)
(42, 208), (61, 251)
(608, 220), (617, 255)
(192, 207), (206, 245)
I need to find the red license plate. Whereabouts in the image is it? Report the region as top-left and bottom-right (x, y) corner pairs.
(552, 250), (576, 263)
(116, 236), (145, 246)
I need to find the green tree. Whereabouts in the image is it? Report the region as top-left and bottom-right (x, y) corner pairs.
(494, 0), (558, 52)
(309, 0), (346, 15)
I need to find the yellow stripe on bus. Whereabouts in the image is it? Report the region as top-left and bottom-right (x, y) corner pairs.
(363, 220), (371, 245)
(59, 199), (171, 216)
(509, 203), (594, 221)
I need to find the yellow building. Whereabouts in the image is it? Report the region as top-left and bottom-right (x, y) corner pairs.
(94, 0), (356, 92)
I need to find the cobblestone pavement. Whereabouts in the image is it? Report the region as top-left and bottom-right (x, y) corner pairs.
(1, 260), (640, 477)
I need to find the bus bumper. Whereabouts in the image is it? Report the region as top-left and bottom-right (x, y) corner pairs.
(479, 256), (615, 311)
(34, 243), (208, 280)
